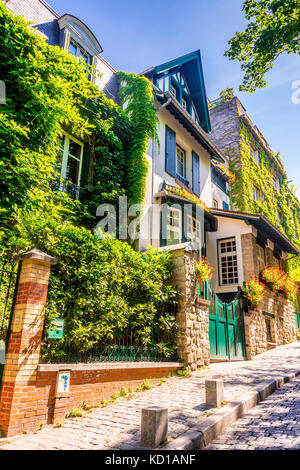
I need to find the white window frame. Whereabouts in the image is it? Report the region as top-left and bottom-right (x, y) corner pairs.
(58, 132), (84, 187)
(176, 145), (186, 179)
(166, 207), (182, 246)
(187, 214), (201, 249)
(250, 146), (260, 166)
(253, 185), (260, 202)
(170, 84), (177, 99)
(69, 38), (91, 65)
(218, 238), (239, 286)
(182, 98), (187, 111)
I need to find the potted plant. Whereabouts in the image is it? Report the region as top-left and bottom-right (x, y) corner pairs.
(243, 277), (265, 308)
(194, 256), (215, 284)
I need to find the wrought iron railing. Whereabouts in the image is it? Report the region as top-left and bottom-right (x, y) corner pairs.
(40, 325), (178, 364)
(0, 259), (17, 343)
(51, 176), (89, 202)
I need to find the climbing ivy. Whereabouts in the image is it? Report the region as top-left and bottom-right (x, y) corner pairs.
(117, 72), (159, 206)
(227, 117), (300, 277)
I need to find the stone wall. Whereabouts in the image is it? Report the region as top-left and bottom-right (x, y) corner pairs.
(209, 98), (241, 165)
(244, 288), (297, 359)
(166, 243), (210, 371)
(240, 232), (297, 359)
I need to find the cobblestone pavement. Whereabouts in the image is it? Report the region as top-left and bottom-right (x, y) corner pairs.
(1, 342), (300, 450)
(206, 376), (300, 450)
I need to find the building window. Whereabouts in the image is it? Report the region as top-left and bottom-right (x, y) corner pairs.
(250, 146), (260, 166)
(69, 39), (92, 65)
(166, 207), (182, 246)
(57, 133), (84, 187)
(182, 98), (187, 111)
(170, 84), (177, 99)
(213, 198), (219, 208)
(218, 238), (239, 286)
(187, 215), (201, 250)
(252, 185), (261, 202)
(176, 145), (186, 179)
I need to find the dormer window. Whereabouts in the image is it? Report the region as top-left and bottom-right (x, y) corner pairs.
(69, 39), (91, 65)
(58, 14), (102, 81)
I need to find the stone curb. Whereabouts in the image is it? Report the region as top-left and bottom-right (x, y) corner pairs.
(161, 370), (300, 451)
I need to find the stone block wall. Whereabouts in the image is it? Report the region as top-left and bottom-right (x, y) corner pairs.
(168, 243), (210, 371)
(240, 232), (297, 359)
(244, 288), (297, 359)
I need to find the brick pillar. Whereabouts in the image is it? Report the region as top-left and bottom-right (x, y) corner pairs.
(166, 242), (210, 371)
(0, 249), (57, 437)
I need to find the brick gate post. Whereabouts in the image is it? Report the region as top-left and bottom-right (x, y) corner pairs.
(0, 249), (57, 437)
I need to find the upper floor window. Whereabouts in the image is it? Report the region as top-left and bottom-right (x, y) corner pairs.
(213, 198), (219, 209)
(170, 84), (177, 99)
(273, 177), (280, 192)
(69, 39), (92, 65)
(182, 98), (187, 111)
(253, 185), (262, 202)
(218, 238), (239, 286)
(57, 133), (84, 188)
(176, 145), (186, 179)
(250, 146), (260, 166)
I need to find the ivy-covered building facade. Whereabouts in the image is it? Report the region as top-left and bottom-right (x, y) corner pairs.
(209, 95), (300, 280)
(1, 0), (299, 369)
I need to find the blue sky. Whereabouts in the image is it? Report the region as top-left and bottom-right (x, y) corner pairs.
(50, 0), (300, 195)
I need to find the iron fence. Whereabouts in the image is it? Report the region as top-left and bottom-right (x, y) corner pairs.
(40, 324), (178, 364)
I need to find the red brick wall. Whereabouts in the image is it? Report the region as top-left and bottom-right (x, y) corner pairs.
(0, 363), (181, 436)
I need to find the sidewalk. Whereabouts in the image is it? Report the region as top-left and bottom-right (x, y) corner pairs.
(206, 375), (300, 450)
(1, 341), (299, 450)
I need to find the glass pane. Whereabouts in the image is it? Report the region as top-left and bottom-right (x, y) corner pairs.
(66, 156), (80, 185)
(68, 139), (82, 160)
(167, 230), (180, 246)
(69, 42), (77, 57)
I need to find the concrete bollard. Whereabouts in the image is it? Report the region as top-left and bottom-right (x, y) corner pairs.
(141, 406), (168, 448)
(205, 379), (224, 407)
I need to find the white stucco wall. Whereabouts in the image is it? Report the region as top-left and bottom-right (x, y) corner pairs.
(139, 106), (213, 251)
(211, 182), (230, 209)
(206, 216), (255, 294)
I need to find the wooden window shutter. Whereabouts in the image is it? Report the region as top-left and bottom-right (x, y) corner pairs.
(165, 125), (176, 177)
(80, 145), (91, 187)
(192, 151), (200, 196)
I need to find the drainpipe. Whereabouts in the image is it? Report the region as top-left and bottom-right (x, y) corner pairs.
(150, 95), (172, 246)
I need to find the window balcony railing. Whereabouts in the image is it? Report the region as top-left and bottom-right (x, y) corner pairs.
(51, 176), (89, 202)
(175, 174), (190, 188)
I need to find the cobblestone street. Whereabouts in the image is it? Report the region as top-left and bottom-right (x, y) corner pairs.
(206, 376), (300, 450)
(0, 341), (300, 450)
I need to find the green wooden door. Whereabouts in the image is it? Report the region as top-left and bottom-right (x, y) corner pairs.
(208, 284), (246, 361)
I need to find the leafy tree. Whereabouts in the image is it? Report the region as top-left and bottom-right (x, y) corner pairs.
(225, 0), (300, 92)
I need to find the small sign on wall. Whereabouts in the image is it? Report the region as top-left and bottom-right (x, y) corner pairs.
(48, 318), (64, 339)
(56, 370), (70, 396)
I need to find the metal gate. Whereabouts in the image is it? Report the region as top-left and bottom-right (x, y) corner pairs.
(0, 259), (18, 385)
(201, 282), (246, 361)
